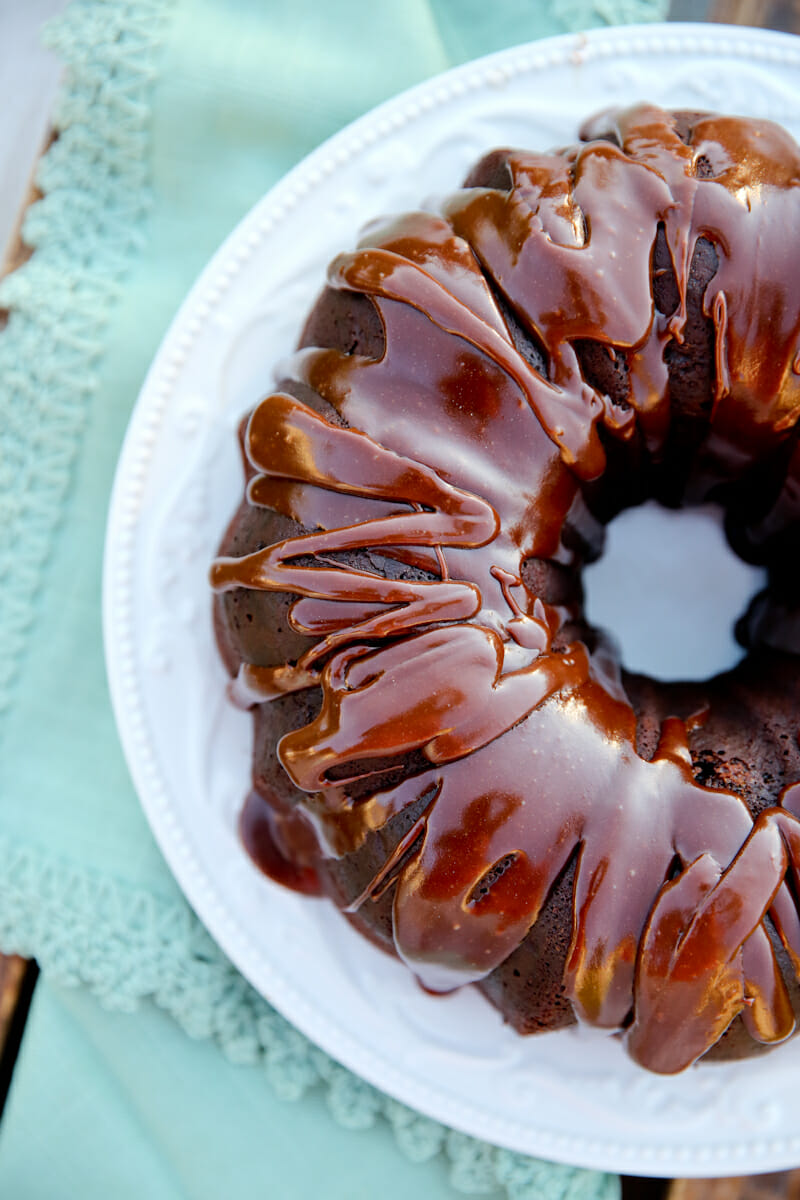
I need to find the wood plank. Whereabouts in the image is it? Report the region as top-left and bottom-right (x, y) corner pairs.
(0, 958), (29, 1043)
(0, 132), (51, 330)
(707, 0), (800, 32)
(669, 1175), (800, 1200)
(0, 957), (38, 1117)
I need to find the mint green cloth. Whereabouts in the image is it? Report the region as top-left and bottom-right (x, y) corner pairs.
(1, 978), (463, 1199)
(0, 0), (666, 1195)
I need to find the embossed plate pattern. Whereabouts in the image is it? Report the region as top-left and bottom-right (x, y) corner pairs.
(104, 25), (800, 1176)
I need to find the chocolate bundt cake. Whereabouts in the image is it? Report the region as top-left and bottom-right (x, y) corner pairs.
(211, 104), (800, 1075)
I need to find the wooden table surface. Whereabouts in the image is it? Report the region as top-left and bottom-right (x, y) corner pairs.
(2, 0), (800, 1190)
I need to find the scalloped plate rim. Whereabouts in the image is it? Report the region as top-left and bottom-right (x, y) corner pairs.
(104, 22), (800, 1177)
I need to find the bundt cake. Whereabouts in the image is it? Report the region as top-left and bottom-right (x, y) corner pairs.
(211, 104), (800, 1075)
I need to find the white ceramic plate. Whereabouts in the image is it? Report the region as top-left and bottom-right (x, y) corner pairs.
(104, 24), (800, 1177)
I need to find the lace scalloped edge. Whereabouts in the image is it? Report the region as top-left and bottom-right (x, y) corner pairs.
(0, 832), (618, 1199)
(0, 0), (174, 725)
(0, 0), (674, 1192)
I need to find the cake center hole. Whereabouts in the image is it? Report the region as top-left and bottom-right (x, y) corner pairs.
(583, 501), (767, 682)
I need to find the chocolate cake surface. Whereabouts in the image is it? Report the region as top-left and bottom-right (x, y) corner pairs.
(211, 105), (800, 1074)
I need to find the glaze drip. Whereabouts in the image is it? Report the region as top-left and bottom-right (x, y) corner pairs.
(212, 106), (800, 1073)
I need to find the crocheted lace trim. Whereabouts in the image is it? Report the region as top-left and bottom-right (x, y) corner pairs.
(0, 0), (172, 726)
(0, 0), (664, 1191)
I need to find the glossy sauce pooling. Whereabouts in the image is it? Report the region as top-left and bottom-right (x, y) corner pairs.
(211, 106), (800, 1074)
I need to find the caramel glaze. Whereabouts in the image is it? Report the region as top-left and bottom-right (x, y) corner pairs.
(211, 106), (800, 1074)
